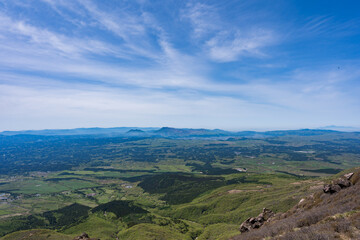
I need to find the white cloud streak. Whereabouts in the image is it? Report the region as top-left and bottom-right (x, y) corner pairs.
(181, 2), (220, 39)
(0, 13), (125, 58)
(182, 2), (277, 62)
(206, 29), (276, 62)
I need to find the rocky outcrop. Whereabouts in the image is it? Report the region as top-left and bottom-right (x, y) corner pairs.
(73, 232), (100, 240)
(233, 169), (360, 240)
(239, 208), (275, 233)
(323, 172), (353, 194)
(344, 172), (354, 180)
(323, 184), (341, 194)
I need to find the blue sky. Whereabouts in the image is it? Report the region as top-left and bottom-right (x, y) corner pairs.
(0, 0), (360, 131)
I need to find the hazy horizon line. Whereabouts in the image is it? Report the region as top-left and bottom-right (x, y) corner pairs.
(1, 125), (359, 133)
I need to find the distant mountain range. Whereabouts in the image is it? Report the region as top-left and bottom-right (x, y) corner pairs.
(1, 126), (357, 139)
(0, 127), (158, 137)
(318, 125), (360, 131)
(153, 127), (230, 137)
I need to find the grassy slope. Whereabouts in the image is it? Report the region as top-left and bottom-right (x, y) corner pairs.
(0, 229), (73, 240)
(156, 173), (321, 239)
(0, 172), (323, 240)
(232, 168), (360, 240)
(117, 223), (186, 240)
(62, 215), (120, 240)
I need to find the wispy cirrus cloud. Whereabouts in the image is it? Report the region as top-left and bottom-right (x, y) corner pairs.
(294, 14), (360, 39)
(182, 1), (278, 62)
(0, 13), (123, 58)
(205, 28), (276, 62)
(181, 2), (220, 39)
(77, 0), (163, 60)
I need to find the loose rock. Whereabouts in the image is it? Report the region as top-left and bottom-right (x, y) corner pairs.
(344, 172), (354, 180)
(73, 232), (100, 240)
(239, 208), (274, 233)
(323, 173), (353, 194)
(323, 184), (341, 194)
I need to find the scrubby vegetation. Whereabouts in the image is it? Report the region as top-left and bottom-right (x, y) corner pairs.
(91, 200), (147, 218)
(43, 203), (91, 228)
(0, 203), (91, 236)
(1, 229), (73, 240)
(138, 173), (226, 204)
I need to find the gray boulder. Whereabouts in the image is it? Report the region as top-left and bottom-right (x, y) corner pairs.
(73, 232), (100, 240)
(323, 184), (341, 194)
(344, 172), (354, 180)
(323, 173), (353, 194)
(336, 178), (352, 188)
(239, 208), (274, 233)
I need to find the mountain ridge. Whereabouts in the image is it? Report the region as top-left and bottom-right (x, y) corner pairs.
(0, 126), (347, 139)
